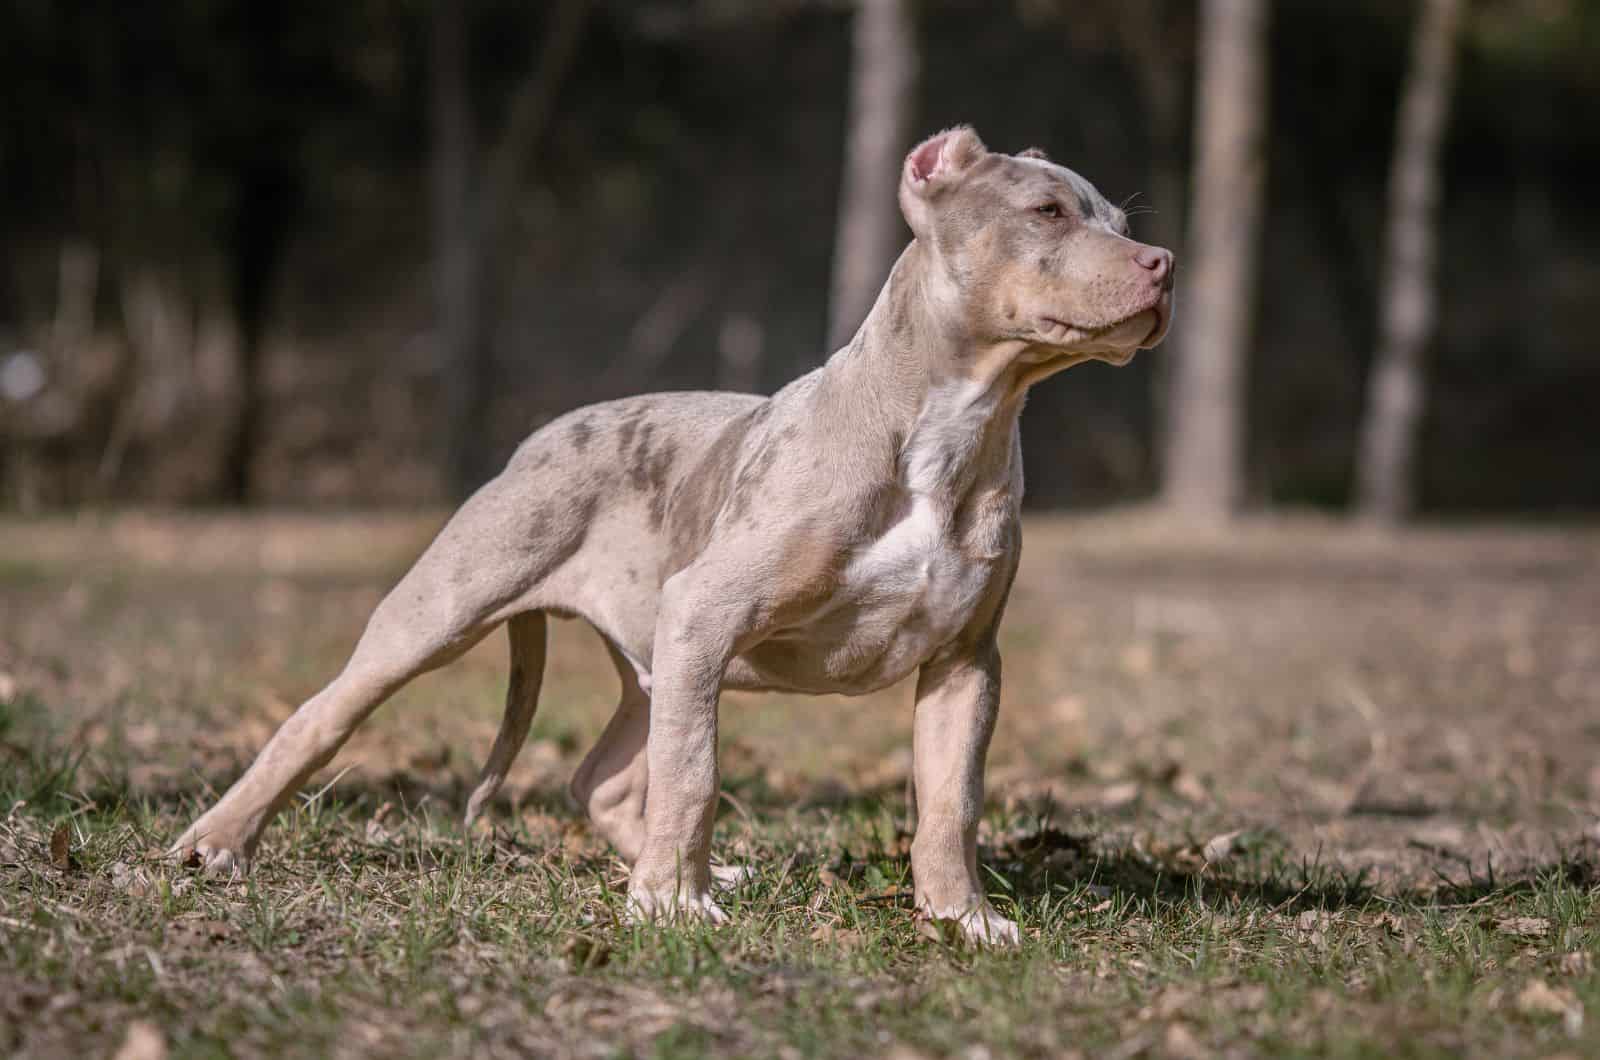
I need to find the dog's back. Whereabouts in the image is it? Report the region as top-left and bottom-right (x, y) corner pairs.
(498, 389), (767, 647)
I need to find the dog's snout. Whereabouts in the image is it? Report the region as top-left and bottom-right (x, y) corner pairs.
(1134, 245), (1174, 290)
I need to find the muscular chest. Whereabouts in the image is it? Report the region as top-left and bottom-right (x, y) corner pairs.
(843, 381), (1019, 639)
(730, 379), (1021, 694)
(842, 492), (1008, 632)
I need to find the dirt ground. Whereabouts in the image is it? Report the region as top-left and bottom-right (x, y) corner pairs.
(2, 510), (1599, 1057)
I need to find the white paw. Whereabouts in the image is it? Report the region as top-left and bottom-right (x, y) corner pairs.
(626, 885), (729, 926)
(920, 902), (1021, 947)
(709, 861), (754, 889)
(961, 905), (1021, 946)
(170, 822), (252, 879)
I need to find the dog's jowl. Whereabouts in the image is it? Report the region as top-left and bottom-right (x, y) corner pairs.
(173, 126), (1174, 946)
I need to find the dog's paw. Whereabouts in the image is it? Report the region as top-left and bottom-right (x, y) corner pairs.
(169, 821), (252, 880)
(625, 884), (729, 926)
(919, 902), (1021, 947)
(959, 905), (1021, 947)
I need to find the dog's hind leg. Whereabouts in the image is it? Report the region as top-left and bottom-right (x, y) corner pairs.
(172, 477), (578, 876)
(569, 640), (651, 864)
(173, 608), (498, 875)
(172, 586), (505, 875)
(464, 611), (549, 826)
(567, 642), (750, 885)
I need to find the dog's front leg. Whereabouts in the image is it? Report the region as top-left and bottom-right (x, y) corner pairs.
(626, 571), (743, 924)
(910, 642), (1019, 946)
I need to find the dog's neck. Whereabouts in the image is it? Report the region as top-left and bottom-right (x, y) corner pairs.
(820, 240), (1027, 503)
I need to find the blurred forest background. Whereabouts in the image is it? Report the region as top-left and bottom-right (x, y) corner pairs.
(0, 0), (1595, 516)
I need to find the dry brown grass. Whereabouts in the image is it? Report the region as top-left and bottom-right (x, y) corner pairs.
(3, 510), (1600, 1057)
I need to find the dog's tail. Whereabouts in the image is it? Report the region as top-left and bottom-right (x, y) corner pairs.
(464, 611), (548, 826)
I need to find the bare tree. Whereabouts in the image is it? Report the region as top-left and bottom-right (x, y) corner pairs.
(1060, 0), (1194, 484)
(826, 0), (919, 352)
(1354, 0), (1464, 524)
(217, 5), (302, 504)
(431, 0), (590, 498)
(1161, 0), (1270, 521)
(431, 0), (487, 498)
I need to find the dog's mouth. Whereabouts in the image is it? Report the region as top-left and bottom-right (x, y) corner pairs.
(1038, 293), (1171, 362)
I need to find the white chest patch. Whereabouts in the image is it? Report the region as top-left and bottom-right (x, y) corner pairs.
(834, 379), (1005, 664)
(844, 495), (983, 630)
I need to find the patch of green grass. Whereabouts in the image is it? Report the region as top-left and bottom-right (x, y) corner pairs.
(0, 554), (51, 586)
(4, 764), (1600, 1058)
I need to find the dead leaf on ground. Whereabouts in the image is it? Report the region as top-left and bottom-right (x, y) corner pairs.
(1219, 984), (1268, 1013)
(1140, 988), (1195, 1021)
(1163, 1022), (1211, 1060)
(1293, 910), (1335, 948)
(1515, 979), (1583, 1035)
(1051, 694), (1086, 723)
(48, 822), (77, 872)
(365, 800), (397, 843)
(1171, 769), (1210, 805)
(1495, 915), (1551, 939)
(1296, 910), (1333, 931)
(111, 861), (152, 897)
(1559, 951), (1593, 976)
(1372, 911), (1405, 933)
(1098, 782), (1140, 810)
(1202, 830), (1243, 863)
(810, 923), (863, 948)
(406, 746), (451, 773)
(111, 1020), (167, 1060)
(1119, 641), (1156, 675)
(912, 916), (965, 946)
(166, 917), (234, 952)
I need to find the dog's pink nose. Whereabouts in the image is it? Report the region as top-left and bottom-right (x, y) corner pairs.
(1134, 246), (1173, 289)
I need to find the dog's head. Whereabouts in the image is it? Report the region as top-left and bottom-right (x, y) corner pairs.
(899, 126), (1173, 373)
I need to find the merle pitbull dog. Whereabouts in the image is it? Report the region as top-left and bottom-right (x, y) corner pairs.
(174, 126), (1174, 944)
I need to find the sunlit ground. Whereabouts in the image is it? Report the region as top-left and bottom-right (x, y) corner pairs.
(3, 510), (1599, 1057)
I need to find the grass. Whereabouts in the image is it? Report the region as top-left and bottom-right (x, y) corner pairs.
(2, 511), (1600, 1057)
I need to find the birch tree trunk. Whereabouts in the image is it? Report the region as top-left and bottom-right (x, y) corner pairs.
(1354, 0), (1463, 524)
(826, 0), (918, 352)
(1161, 0), (1269, 521)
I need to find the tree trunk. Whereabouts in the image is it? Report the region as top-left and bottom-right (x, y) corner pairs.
(1354, 0), (1463, 525)
(219, 159), (296, 503)
(431, 0), (491, 499)
(217, 3), (300, 505)
(826, 0), (918, 352)
(431, 0), (590, 499)
(1129, 15), (1191, 493)
(1161, 0), (1269, 522)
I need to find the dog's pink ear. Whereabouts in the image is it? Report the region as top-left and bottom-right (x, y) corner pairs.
(904, 126), (987, 189)
(900, 126), (987, 238)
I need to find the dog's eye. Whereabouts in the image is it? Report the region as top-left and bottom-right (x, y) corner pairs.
(1035, 203), (1063, 219)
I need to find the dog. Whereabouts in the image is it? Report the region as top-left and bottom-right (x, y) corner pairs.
(173, 126), (1173, 945)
